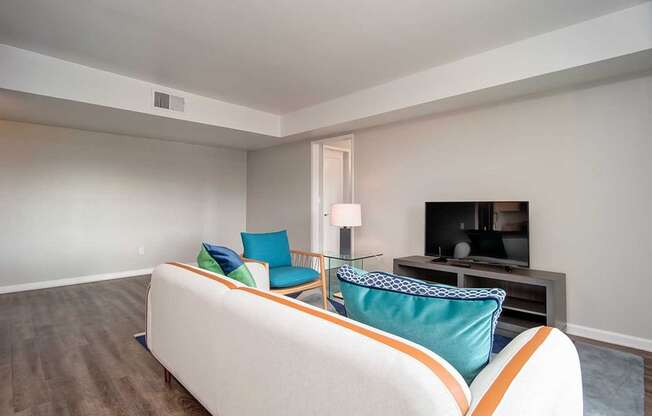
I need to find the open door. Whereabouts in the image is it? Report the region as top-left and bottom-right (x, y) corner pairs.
(322, 147), (345, 253)
(310, 136), (353, 254)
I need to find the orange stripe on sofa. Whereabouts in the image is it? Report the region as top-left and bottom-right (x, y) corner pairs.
(167, 262), (238, 289)
(470, 326), (553, 416)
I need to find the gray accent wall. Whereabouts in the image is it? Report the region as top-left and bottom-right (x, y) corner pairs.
(246, 140), (312, 250)
(0, 120), (247, 287)
(246, 74), (652, 341)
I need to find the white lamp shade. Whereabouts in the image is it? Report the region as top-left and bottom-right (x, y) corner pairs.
(330, 203), (362, 227)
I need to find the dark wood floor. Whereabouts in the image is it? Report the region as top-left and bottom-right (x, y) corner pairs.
(1, 276), (650, 415)
(0, 276), (210, 415)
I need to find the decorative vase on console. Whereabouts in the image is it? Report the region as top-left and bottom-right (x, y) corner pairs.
(454, 241), (471, 259)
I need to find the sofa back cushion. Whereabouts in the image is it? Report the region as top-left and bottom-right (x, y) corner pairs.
(337, 265), (505, 382)
(241, 230), (292, 268)
(148, 262), (471, 416)
(214, 287), (471, 415)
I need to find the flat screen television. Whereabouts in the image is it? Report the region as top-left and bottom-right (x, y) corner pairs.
(425, 201), (529, 267)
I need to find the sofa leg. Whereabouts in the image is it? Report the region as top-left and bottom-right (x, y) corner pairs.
(164, 368), (171, 384)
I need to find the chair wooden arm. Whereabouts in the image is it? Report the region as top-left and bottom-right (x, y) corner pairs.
(241, 256), (269, 272)
(290, 249), (324, 259)
(290, 249), (325, 274)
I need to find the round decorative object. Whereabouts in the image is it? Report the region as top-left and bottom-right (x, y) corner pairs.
(454, 241), (471, 259)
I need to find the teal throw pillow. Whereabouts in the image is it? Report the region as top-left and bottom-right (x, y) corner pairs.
(337, 265), (505, 382)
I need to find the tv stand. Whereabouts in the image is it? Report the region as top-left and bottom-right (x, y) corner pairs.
(393, 256), (566, 336)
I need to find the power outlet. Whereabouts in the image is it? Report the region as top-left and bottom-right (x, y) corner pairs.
(138, 246), (145, 256)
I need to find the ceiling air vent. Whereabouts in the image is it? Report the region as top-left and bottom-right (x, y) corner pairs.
(154, 91), (185, 112)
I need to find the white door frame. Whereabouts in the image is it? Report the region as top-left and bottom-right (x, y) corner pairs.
(321, 145), (349, 253)
(310, 134), (354, 253)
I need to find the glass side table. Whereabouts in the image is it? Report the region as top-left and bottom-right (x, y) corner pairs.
(323, 250), (382, 314)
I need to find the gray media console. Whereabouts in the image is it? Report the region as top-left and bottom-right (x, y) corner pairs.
(393, 256), (566, 337)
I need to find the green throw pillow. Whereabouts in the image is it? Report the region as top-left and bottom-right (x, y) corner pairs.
(197, 245), (225, 275)
(197, 243), (257, 287)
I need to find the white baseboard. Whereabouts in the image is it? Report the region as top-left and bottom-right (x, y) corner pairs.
(0, 267), (154, 294)
(566, 323), (652, 353)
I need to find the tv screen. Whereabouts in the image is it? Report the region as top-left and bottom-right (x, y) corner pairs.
(425, 201), (529, 267)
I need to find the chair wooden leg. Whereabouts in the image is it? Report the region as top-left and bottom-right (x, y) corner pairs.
(164, 368), (171, 384)
(320, 257), (329, 310)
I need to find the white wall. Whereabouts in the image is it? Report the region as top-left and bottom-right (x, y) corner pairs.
(246, 141), (312, 250)
(247, 74), (652, 346)
(354, 74), (652, 342)
(0, 120), (247, 289)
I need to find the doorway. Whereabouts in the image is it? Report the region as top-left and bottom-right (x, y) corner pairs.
(310, 135), (353, 253)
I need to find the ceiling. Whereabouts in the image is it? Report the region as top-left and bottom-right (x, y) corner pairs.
(0, 0), (646, 114)
(3, 49), (651, 150)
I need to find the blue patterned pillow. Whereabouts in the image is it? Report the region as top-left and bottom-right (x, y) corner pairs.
(337, 265), (505, 382)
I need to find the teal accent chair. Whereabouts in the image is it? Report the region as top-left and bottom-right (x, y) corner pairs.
(241, 230), (328, 309)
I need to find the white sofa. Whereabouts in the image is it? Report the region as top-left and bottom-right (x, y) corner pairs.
(147, 262), (583, 416)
